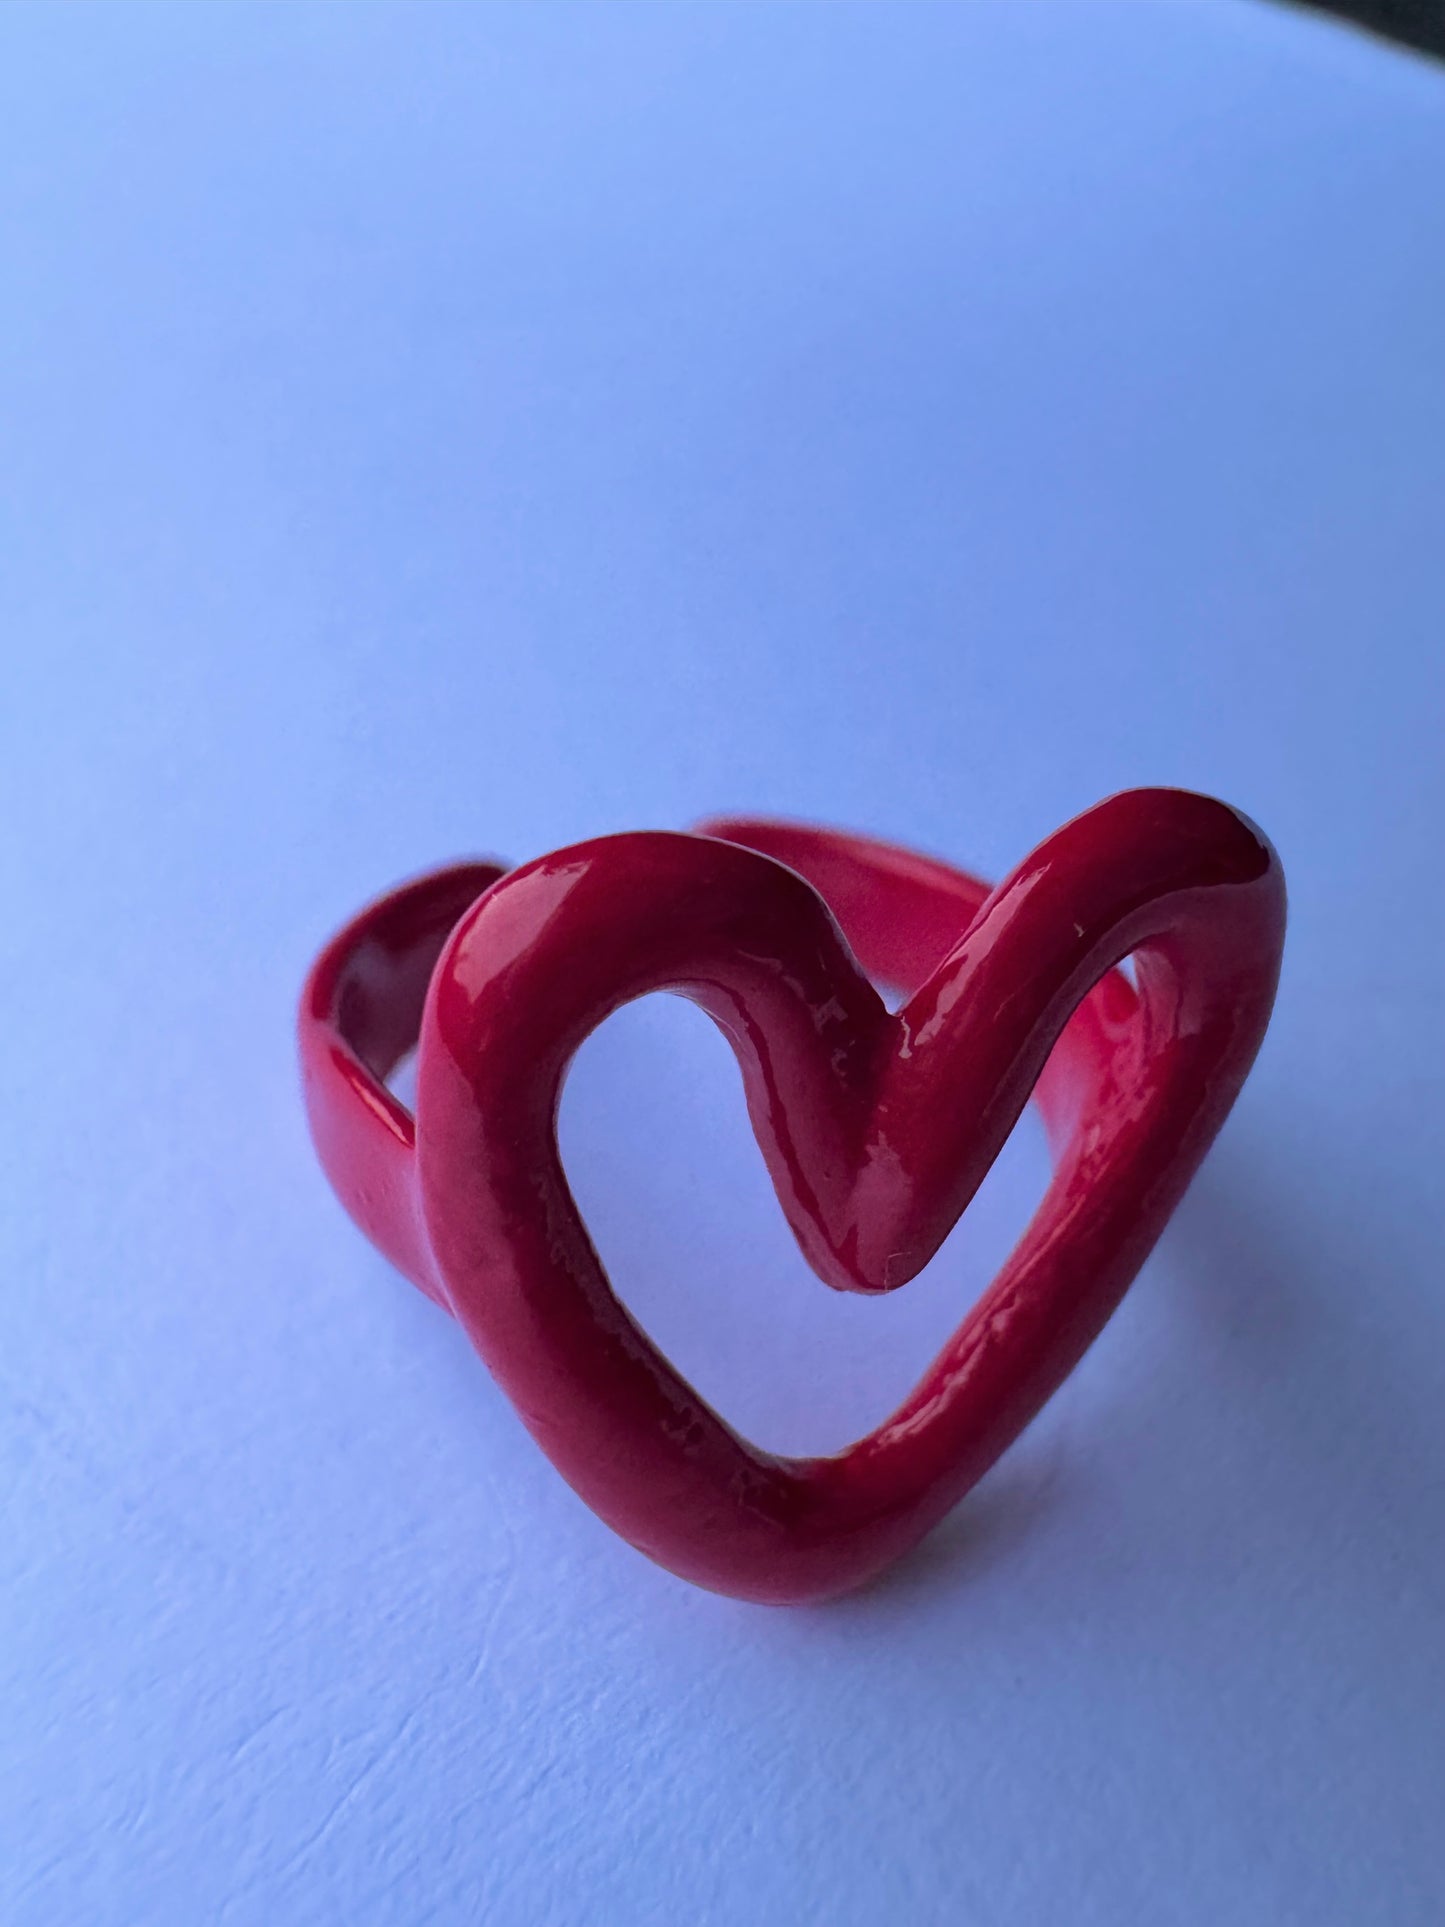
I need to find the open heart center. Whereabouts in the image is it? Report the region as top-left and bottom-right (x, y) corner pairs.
(559, 989), (1053, 1458)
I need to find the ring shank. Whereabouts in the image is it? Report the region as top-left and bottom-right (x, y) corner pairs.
(299, 861), (506, 1303)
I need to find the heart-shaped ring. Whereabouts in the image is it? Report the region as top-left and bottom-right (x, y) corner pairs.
(299, 788), (1284, 1603)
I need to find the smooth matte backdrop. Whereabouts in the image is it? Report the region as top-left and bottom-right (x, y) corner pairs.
(2, 4), (1442, 1923)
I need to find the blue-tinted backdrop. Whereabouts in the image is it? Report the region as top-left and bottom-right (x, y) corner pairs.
(2, 4), (1442, 1923)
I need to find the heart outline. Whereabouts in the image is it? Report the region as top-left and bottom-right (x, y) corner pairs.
(301, 789), (1284, 1603)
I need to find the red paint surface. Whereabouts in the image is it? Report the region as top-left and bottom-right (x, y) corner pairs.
(299, 789), (1285, 1603)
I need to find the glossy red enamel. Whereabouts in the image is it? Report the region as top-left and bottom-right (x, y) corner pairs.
(299, 789), (1285, 1603)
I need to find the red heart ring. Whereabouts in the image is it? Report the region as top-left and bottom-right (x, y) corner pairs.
(299, 788), (1285, 1604)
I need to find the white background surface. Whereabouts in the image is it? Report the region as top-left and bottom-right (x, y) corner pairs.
(3, 4), (1443, 1921)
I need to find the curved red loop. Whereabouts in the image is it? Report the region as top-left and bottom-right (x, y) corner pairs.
(299, 789), (1284, 1604)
